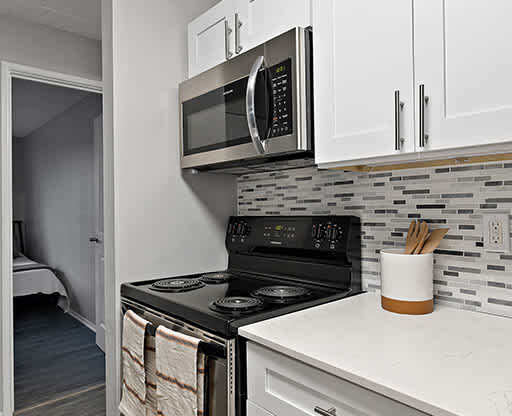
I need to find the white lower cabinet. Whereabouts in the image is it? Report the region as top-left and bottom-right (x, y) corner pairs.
(246, 342), (428, 416)
(247, 400), (275, 416)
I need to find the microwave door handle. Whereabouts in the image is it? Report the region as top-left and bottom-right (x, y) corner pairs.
(246, 56), (267, 154)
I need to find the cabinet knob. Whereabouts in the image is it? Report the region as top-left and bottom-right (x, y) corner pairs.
(314, 406), (337, 416)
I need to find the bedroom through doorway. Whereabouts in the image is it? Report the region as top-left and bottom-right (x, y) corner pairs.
(12, 77), (105, 415)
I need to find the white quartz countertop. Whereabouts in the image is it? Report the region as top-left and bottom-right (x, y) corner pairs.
(239, 293), (512, 416)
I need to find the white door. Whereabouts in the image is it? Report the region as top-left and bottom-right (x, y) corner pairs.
(235, 0), (311, 54)
(414, 0), (512, 152)
(92, 116), (105, 352)
(188, 0), (235, 78)
(314, 0), (415, 166)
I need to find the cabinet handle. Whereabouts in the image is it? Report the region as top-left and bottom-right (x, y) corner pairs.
(394, 90), (404, 151)
(314, 406), (337, 416)
(224, 20), (233, 60)
(419, 84), (429, 148)
(235, 13), (243, 54)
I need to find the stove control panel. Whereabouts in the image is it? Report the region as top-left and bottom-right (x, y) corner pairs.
(227, 219), (251, 243)
(311, 221), (344, 250)
(226, 216), (359, 254)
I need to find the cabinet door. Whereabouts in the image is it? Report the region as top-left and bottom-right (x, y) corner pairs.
(247, 400), (274, 416)
(188, 0), (234, 78)
(235, 0), (311, 54)
(414, 0), (512, 151)
(247, 342), (428, 416)
(314, 0), (415, 166)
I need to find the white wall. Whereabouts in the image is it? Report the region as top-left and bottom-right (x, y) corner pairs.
(113, 0), (234, 283)
(0, 14), (101, 81)
(12, 139), (25, 221)
(18, 94), (102, 322)
(104, 0), (235, 413)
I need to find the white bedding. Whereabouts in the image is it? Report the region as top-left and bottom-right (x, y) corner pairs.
(13, 255), (70, 311)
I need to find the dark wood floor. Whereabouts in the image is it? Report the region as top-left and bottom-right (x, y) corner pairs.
(16, 385), (106, 416)
(14, 295), (106, 414)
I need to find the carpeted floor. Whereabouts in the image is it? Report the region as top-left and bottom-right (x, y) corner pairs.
(14, 295), (106, 414)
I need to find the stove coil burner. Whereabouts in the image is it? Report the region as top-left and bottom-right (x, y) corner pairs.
(200, 272), (234, 284)
(209, 297), (264, 314)
(251, 285), (312, 303)
(150, 278), (205, 292)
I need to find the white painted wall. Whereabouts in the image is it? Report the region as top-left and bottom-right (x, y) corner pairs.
(1, 16), (103, 413)
(103, 0), (235, 413)
(17, 93), (102, 322)
(113, 0), (234, 282)
(12, 139), (25, 221)
(0, 14), (101, 81)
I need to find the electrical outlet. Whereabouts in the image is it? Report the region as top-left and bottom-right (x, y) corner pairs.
(483, 213), (510, 253)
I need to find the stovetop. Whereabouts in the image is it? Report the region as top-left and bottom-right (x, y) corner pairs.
(121, 216), (361, 338)
(121, 270), (351, 337)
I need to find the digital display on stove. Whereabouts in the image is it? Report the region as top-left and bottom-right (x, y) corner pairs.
(263, 223), (297, 241)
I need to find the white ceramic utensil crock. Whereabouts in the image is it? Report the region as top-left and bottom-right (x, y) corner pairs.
(380, 249), (434, 315)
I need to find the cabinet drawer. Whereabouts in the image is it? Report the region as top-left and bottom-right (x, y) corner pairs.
(247, 342), (428, 416)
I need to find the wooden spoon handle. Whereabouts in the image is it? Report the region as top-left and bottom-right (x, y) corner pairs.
(414, 232), (430, 254)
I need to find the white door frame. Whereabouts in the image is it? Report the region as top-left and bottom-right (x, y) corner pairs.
(92, 116), (106, 352)
(0, 62), (110, 416)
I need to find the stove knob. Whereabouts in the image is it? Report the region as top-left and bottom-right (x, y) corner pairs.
(236, 223), (243, 235)
(316, 224), (323, 240)
(311, 224), (317, 238)
(331, 228), (338, 241)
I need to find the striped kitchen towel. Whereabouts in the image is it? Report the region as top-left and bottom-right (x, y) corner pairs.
(155, 326), (207, 416)
(119, 310), (149, 416)
(144, 334), (159, 416)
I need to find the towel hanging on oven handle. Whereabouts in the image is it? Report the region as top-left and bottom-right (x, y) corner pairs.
(144, 321), (227, 359)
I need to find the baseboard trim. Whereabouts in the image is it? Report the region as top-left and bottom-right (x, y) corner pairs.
(68, 309), (96, 333)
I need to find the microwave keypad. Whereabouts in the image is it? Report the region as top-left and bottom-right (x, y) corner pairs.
(269, 59), (293, 138)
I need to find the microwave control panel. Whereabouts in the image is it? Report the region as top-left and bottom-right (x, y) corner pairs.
(269, 59), (293, 138)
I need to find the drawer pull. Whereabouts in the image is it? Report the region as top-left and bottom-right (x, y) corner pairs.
(314, 406), (337, 416)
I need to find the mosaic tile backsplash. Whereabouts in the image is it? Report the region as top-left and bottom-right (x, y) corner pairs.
(237, 161), (512, 318)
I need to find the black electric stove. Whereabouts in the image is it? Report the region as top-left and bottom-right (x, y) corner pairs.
(121, 216), (361, 416)
(121, 215), (361, 338)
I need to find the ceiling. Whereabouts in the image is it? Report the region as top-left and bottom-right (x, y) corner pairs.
(0, 0), (101, 40)
(12, 78), (92, 138)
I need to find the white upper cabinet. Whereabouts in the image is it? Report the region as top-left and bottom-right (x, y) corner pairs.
(315, 0), (512, 167)
(234, 0), (311, 54)
(414, 0), (512, 152)
(314, 0), (416, 166)
(188, 0), (311, 78)
(188, 0), (234, 78)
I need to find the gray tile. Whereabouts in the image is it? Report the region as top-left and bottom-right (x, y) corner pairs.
(237, 160), (512, 318)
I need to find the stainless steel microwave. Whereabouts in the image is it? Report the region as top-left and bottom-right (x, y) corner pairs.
(179, 27), (313, 172)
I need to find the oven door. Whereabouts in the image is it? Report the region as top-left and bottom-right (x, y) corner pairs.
(121, 299), (235, 416)
(181, 67), (272, 164)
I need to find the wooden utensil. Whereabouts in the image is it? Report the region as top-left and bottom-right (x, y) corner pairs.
(410, 222), (429, 254)
(404, 220), (419, 254)
(414, 231), (430, 254)
(420, 228), (449, 254)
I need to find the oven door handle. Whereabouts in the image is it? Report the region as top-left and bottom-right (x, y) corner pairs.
(246, 55), (268, 155)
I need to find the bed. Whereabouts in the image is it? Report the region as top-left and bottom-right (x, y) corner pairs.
(13, 221), (70, 311)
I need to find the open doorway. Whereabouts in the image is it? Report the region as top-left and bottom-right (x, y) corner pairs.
(11, 77), (105, 414)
